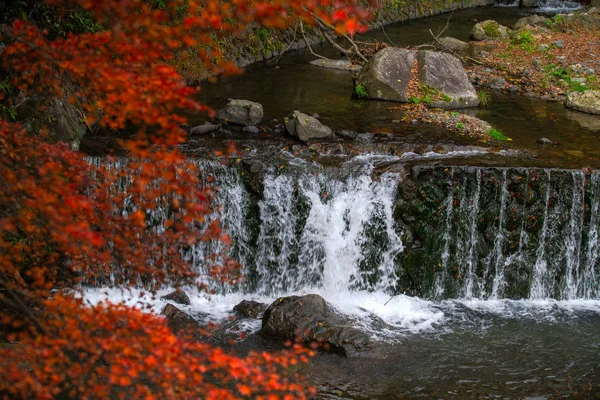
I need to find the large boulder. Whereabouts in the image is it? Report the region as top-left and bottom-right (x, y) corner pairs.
(15, 95), (87, 149)
(355, 47), (479, 108)
(565, 91), (600, 114)
(284, 111), (334, 142)
(355, 47), (417, 102)
(419, 51), (479, 108)
(470, 20), (512, 41)
(216, 99), (263, 126)
(160, 303), (197, 333)
(261, 294), (372, 357)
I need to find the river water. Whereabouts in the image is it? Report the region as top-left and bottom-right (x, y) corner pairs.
(84, 3), (600, 399)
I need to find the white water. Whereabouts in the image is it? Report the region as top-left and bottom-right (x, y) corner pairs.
(83, 160), (600, 338)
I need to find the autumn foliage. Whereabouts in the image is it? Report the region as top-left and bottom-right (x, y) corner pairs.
(0, 0), (373, 398)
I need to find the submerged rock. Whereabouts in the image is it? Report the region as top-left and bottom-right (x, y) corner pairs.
(161, 289), (191, 305)
(309, 58), (362, 72)
(355, 47), (478, 108)
(284, 111), (334, 142)
(216, 99), (263, 126)
(470, 20), (512, 41)
(438, 37), (470, 54)
(261, 294), (374, 357)
(565, 90), (600, 114)
(190, 123), (220, 135)
(233, 300), (268, 319)
(537, 137), (553, 145)
(160, 304), (197, 332)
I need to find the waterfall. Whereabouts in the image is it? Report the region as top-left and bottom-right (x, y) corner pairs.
(86, 158), (600, 301)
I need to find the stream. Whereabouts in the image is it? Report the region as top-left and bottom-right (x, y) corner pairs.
(84, 3), (600, 399)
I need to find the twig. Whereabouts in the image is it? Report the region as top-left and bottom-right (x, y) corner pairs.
(299, 21), (328, 60)
(0, 279), (46, 334)
(303, 7), (368, 63)
(270, 23), (299, 64)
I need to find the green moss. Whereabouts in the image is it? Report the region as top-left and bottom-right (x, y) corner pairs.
(483, 22), (500, 38)
(353, 83), (369, 99)
(488, 127), (511, 141)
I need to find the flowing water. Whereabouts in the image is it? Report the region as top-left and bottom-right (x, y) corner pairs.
(83, 4), (600, 398)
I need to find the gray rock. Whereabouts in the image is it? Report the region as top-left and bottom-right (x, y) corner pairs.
(261, 294), (374, 357)
(470, 20), (512, 41)
(514, 15), (548, 29)
(216, 99), (263, 126)
(565, 90), (600, 114)
(336, 130), (358, 140)
(533, 58), (544, 69)
(309, 58), (362, 72)
(537, 44), (549, 52)
(508, 85), (520, 93)
(355, 47), (479, 108)
(537, 137), (553, 144)
(284, 111), (333, 142)
(519, 0), (538, 7)
(161, 289), (191, 305)
(438, 37), (470, 53)
(419, 51), (480, 108)
(355, 47), (417, 102)
(242, 125), (260, 134)
(553, 40), (564, 49)
(490, 77), (507, 90)
(160, 304), (197, 333)
(233, 300), (268, 319)
(190, 123), (220, 135)
(565, 109), (600, 131)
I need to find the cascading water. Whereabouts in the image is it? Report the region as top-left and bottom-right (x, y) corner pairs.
(85, 159), (600, 303)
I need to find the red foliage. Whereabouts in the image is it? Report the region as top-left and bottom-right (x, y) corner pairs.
(0, 0), (373, 398)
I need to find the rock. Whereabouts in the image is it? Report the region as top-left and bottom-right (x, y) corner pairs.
(335, 130), (358, 140)
(565, 90), (600, 114)
(233, 300), (268, 319)
(16, 96), (87, 149)
(565, 150), (585, 158)
(533, 58), (544, 70)
(309, 58), (362, 72)
(419, 51), (480, 108)
(470, 20), (512, 41)
(514, 15), (548, 30)
(566, 109), (600, 131)
(508, 85), (519, 93)
(160, 303), (197, 332)
(242, 125), (260, 134)
(553, 40), (564, 49)
(216, 99), (263, 126)
(161, 289), (191, 305)
(261, 294), (373, 357)
(490, 77), (507, 90)
(438, 37), (470, 53)
(284, 111), (334, 142)
(537, 44), (549, 52)
(241, 159), (264, 195)
(355, 47), (417, 102)
(355, 47), (479, 108)
(519, 0), (538, 7)
(190, 123), (220, 135)
(537, 137), (553, 144)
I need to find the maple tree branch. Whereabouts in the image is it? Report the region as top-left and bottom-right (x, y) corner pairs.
(0, 279), (46, 334)
(300, 21), (328, 60)
(303, 7), (368, 63)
